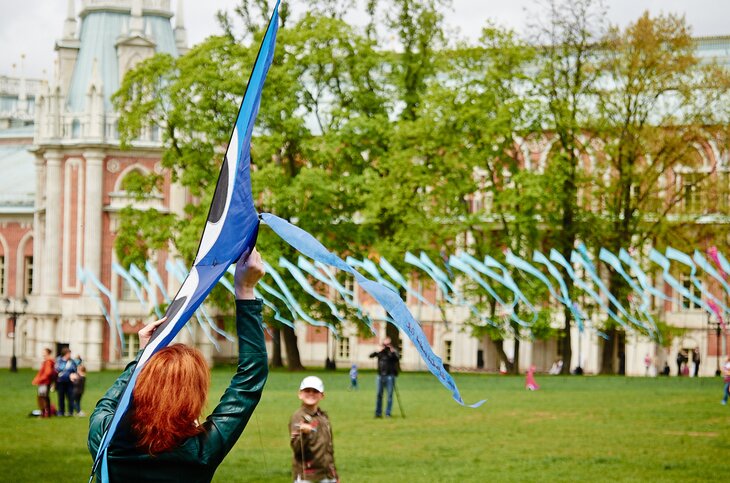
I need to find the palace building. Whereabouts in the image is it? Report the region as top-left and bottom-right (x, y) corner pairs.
(1, 1), (729, 377)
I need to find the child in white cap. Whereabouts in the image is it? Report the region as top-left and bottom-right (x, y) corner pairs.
(290, 376), (338, 483)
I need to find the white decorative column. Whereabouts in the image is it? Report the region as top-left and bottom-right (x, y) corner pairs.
(42, 151), (62, 296)
(32, 155), (45, 295)
(85, 318), (103, 371)
(83, 151), (104, 278)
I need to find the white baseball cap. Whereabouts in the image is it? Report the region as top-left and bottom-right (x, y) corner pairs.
(299, 376), (324, 393)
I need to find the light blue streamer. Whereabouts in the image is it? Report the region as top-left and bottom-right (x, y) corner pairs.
(78, 267), (120, 350)
(405, 251), (453, 303)
(694, 250), (730, 299)
(551, 248), (626, 330)
(650, 248), (712, 313)
(618, 249), (672, 302)
(346, 257), (399, 294)
(597, 247), (656, 334)
(379, 257), (435, 308)
(314, 260), (354, 297)
(572, 246), (647, 332)
(128, 263), (163, 318)
(297, 257), (374, 332)
(78, 266), (125, 351)
(261, 212), (485, 408)
(418, 252), (484, 321)
(280, 256), (345, 323)
(111, 263), (145, 305)
(598, 248), (648, 310)
(447, 255), (502, 327)
(262, 259), (336, 333)
(537, 250), (587, 330)
(483, 255), (538, 319)
(665, 247), (722, 314)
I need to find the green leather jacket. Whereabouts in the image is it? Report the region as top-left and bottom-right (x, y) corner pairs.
(88, 299), (268, 482)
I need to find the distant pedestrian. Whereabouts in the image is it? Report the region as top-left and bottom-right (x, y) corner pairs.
(644, 354), (652, 376)
(722, 357), (730, 406)
(692, 351), (700, 377)
(348, 364), (358, 391)
(55, 348), (77, 416)
(525, 365), (540, 391)
(71, 365), (86, 416)
(369, 337), (400, 418)
(676, 351), (684, 376)
(31, 348), (56, 418)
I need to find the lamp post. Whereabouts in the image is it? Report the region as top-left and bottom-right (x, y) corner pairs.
(2, 297), (28, 372)
(708, 314), (722, 377)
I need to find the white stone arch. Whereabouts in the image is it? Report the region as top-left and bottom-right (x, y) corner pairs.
(0, 233), (9, 296)
(123, 53), (144, 79)
(113, 163), (153, 192)
(536, 137), (558, 174)
(15, 230), (33, 297)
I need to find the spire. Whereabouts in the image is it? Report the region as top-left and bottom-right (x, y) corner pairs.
(18, 54), (27, 114)
(174, 0), (188, 54)
(63, 0), (77, 39)
(86, 57), (105, 140)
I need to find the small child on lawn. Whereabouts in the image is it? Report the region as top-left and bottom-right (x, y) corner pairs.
(290, 376), (338, 483)
(71, 364), (86, 416)
(348, 364), (358, 391)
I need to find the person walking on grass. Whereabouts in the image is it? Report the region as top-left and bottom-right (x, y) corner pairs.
(722, 357), (730, 405)
(32, 348), (56, 417)
(55, 347), (77, 416)
(71, 364), (86, 416)
(290, 376), (338, 483)
(88, 248), (268, 482)
(369, 337), (400, 418)
(348, 364), (358, 391)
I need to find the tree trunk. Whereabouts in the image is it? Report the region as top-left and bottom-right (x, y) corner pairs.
(492, 339), (515, 373)
(600, 326), (616, 374)
(560, 305), (573, 374)
(270, 327), (283, 368)
(282, 325), (304, 371)
(512, 338), (520, 374)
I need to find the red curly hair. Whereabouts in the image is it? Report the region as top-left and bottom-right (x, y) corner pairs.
(132, 344), (210, 455)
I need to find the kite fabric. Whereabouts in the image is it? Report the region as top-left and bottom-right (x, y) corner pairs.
(89, 1), (280, 478)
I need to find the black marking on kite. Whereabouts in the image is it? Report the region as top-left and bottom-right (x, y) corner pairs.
(208, 156), (229, 224)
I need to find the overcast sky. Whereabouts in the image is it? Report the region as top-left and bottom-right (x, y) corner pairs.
(1, 0), (729, 79)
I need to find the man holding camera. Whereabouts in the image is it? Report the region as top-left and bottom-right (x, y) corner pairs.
(369, 337), (400, 418)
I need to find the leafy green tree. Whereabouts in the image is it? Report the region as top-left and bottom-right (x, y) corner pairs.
(589, 12), (730, 372)
(527, 0), (608, 373)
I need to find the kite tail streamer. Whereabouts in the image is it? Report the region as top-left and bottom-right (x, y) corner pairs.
(79, 266), (125, 352)
(263, 259), (337, 334)
(78, 267), (122, 351)
(379, 256), (436, 309)
(261, 212), (485, 408)
(129, 263), (163, 318)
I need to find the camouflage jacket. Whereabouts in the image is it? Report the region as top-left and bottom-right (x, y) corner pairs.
(290, 406), (337, 481)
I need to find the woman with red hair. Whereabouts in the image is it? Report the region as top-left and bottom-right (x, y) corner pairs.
(88, 249), (267, 482)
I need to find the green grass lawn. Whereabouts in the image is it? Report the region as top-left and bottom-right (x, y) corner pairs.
(1, 367), (728, 482)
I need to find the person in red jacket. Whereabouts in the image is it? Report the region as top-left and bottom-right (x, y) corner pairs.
(32, 348), (56, 417)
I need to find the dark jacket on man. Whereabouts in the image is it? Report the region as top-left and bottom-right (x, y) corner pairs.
(369, 346), (399, 376)
(88, 299), (268, 483)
